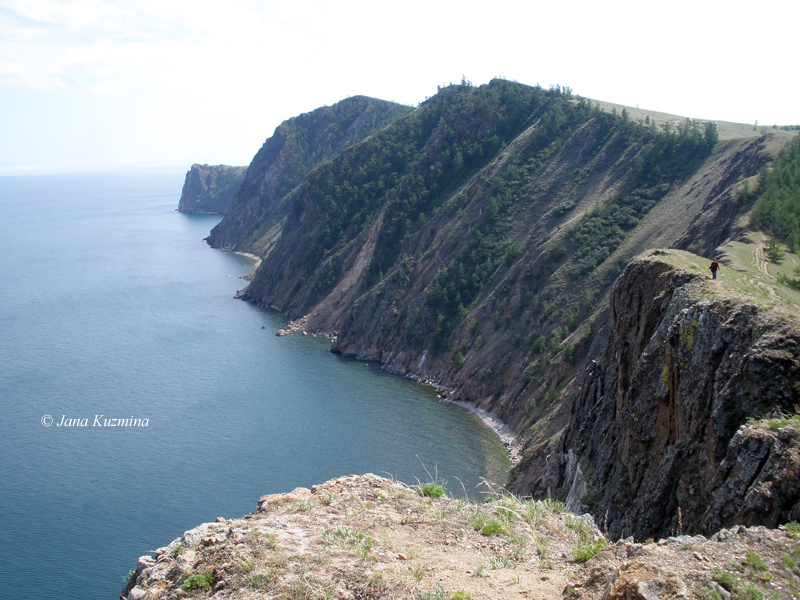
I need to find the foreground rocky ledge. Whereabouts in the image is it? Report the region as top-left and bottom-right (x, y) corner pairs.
(122, 475), (800, 600)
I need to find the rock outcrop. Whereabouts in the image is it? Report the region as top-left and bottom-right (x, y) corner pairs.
(122, 474), (800, 600)
(514, 250), (800, 540)
(178, 164), (247, 214)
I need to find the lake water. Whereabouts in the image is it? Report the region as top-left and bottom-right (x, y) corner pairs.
(0, 169), (509, 599)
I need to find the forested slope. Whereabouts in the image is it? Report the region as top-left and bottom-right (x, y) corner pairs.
(239, 81), (772, 426)
(204, 79), (799, 538)
(206, 96), (412, 256)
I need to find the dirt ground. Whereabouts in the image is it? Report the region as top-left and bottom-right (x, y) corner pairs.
(123, 474), (800, 600)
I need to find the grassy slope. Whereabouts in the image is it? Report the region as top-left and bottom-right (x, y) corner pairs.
(592, 98), (798, 144)
(642, 244), (800, 318)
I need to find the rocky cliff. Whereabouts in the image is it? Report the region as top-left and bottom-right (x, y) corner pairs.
(188, 80), (800, 539)
(178, 164), (247, 214)
(512, 250), (800, 540)
(239, 81), (789, 434)
(205, 96), (412, 256)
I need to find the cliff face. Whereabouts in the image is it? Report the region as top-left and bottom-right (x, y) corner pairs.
(195, 81), (799, 538)
(205, 96), (412, 256)
(177, 164), (247, 214)
(514, 251), (800, 540)
(240, 81), (783, 434)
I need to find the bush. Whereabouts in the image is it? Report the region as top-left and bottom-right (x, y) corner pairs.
(745, 551), (767, 571)
(181, 572), (214, 592)
(784, 521), (800, 537)
(418, 482), (446, 498)
(778, 268), (800, 290)
(563, 341), (575, 363)
(471, 516), (504, 536)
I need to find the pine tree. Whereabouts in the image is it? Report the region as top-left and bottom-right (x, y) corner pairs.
(765, 238), (785, 264)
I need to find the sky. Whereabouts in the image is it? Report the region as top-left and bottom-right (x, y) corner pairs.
(1, 0), (798, 175)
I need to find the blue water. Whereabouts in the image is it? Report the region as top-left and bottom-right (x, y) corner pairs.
(0, 169), (508, 600)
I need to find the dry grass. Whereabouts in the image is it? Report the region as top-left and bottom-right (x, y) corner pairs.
(589, 99), (797, 145)
(641, 246), (800, 317)
(124, 475), (800, 600)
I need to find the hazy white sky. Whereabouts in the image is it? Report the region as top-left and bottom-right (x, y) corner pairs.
(1, 0), (797, 174)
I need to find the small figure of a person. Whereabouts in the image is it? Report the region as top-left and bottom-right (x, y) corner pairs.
(709, 259), (720, 279)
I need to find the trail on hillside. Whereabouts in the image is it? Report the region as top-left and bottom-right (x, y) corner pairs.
(753, 233), (770, 275)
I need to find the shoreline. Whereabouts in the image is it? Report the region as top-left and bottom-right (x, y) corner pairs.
(452, 400), (523, 467)
(257, 306), (523, 473)
(231, 250), (262, 270)
(399, 371), (522, 469)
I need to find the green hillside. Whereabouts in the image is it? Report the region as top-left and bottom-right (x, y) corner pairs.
(187, 78), (800, 539)
(232, 79), (788, 431)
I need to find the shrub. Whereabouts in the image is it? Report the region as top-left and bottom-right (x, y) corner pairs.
(471, 516), (504, 536)
(748, 413), (800, 430)
(745, 551), (767, 571)
(181, 572), (213, 592)
(294, 498), (313, 511)
(739, 583), (765, 600)
(418, 482), (446, 498)
(784, 521), (800, 537)
(711, 567), (739, 592)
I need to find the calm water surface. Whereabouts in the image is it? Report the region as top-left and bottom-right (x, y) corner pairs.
(0, 169), (509, 599)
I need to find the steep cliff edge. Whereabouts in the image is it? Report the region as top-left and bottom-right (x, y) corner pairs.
(205, 96), (412, 256)
(514, 250), (800, 541)
(178, 164), (247, 214)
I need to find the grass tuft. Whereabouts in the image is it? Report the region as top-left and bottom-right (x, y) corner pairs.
(416, 583), (472, 600)
(572, 538), (608, 563)
(418, 482), (446, 498)
(181, 572), (214, 592)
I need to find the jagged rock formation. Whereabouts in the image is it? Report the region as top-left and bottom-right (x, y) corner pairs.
(178, 164), (247, 214)
(205, 96), (412, 256)
(122, 474), (800, 600)
(513, 251), (800, 540)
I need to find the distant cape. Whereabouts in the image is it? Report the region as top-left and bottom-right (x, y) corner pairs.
(177, 164), (247, 215)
